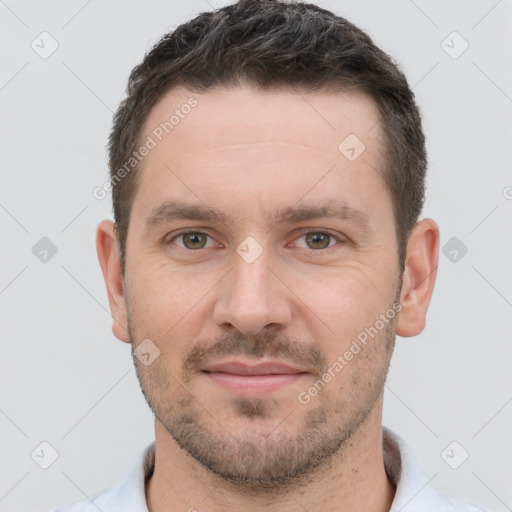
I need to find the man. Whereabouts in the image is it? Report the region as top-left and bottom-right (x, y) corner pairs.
(57, 1), (485, 510)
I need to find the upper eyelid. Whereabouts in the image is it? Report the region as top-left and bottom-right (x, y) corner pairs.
(290, 229), (345, 243)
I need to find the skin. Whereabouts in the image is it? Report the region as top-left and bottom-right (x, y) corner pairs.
(97, 85), (439, 512)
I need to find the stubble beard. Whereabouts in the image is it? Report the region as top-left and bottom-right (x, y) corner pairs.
(129, 298), (397, 491)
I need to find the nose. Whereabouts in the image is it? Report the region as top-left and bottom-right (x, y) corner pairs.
(212, 250), (293, 336)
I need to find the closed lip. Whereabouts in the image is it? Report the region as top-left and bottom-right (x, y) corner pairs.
(201, 360), (308, 376)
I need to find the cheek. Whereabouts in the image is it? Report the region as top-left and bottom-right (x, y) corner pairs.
(291, 266), (395, 352)
(304, 265), (392, 312)
(126, 263), (217, 359)
(129, 260), (206, 318)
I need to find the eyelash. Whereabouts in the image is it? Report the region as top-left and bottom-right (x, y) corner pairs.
(165, 229), (346, 253)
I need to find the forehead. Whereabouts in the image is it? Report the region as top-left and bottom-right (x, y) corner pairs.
(131, 85), (389, 228)
(141, 85), (383, 159)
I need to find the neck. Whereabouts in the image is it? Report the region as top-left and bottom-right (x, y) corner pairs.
(146, 405), (395, 512)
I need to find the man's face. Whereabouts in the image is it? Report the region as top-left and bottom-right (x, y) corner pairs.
(124, 85), (402, 484)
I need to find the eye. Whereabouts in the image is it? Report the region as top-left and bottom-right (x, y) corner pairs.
(169, 231), (217, 250)
(293, 231), (343, 250)
(165, 230), (345, 252)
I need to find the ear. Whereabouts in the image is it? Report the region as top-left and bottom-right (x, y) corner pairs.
(96, 220), (131, 343)
(396, 218), (440, 337)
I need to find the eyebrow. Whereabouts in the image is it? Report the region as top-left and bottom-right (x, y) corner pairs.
(144, 199), (370, 232)
(145, 201), (230, 228)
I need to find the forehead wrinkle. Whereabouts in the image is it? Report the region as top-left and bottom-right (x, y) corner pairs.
(179, 140), (336, 156)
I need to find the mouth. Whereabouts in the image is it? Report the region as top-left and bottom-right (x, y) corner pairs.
(200, 360), (309, 396)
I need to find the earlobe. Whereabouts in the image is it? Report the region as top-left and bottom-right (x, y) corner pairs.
(96, 220), (131, 343)
(396, 218), (440, 338)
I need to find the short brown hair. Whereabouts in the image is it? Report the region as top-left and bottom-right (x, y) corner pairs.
(108, 0), (427, 273)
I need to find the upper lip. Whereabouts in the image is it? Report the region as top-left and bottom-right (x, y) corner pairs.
(202, 360), (308, 376)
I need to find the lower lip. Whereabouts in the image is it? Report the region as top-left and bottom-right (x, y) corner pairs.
(203, 371), (307, 396)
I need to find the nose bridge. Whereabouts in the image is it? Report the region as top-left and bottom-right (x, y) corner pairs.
(231, 251), (272, 301)
(213, 243), (292, 335)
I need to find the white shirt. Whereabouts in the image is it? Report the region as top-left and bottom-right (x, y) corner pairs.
(55, 427), (486, 512)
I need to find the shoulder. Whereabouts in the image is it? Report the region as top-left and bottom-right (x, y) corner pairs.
(54, 488), (115, 512)
(399, 491), (488, 511)
(436, 494), (487, 511)
(54, 441), (155, 512)
(383, 427), (487, 512)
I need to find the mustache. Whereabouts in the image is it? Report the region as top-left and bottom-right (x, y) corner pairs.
(181, 331), (328, 381)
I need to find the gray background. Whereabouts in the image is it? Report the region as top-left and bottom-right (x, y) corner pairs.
(1, 0), (511, 510)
